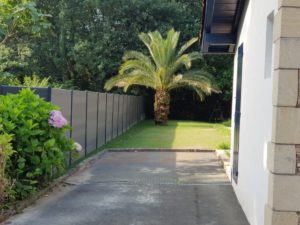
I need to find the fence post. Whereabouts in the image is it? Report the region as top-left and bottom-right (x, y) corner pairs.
(104, 93), (108, 143)
(96, 93), (99, 148)
(69, 90), (74, 165)
(117, 94), (120, 136)
(135, 96), (139, 123)
(84, 91), (88, 156)
(111, 94), (114, 139)
(46, 87), (52, 102)
(122, 95), (124, 134)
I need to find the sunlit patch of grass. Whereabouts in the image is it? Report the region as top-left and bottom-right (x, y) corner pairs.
(98, 120), (231, 150)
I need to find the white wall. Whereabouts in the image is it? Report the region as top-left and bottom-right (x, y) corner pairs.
(230, 0), (278, 224)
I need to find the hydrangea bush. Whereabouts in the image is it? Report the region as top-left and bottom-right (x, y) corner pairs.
(0, 89), (74, 200)
(49, 110), (68, 128)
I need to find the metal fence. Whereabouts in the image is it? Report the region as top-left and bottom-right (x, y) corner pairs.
(0, 86), (145, 165)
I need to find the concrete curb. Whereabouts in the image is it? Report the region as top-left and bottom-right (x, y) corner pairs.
(106, 148), (215, 152)
(215, 149), (231, 180)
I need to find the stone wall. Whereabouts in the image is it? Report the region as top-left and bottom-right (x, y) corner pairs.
(265, 1), (300, 224)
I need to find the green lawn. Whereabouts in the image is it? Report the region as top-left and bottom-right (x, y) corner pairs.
(100, 120), (231, 150)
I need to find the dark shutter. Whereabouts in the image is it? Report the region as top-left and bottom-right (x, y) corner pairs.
(233, 44), (244, 183)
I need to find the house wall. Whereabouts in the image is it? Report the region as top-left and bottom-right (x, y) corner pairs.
(230, 0), (278, 224)
(266, 1), (300, 225)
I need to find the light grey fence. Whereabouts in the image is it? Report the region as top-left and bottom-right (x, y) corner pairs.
(0, 86), (146, 165)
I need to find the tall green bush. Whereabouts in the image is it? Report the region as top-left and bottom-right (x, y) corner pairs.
(0, 133), (14, 207)
(0, 89), (74, 200)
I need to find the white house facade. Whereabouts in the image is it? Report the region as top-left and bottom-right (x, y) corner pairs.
(201, 0), (300, 225)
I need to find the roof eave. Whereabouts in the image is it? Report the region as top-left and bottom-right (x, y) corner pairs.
(199, 0), (246, 54)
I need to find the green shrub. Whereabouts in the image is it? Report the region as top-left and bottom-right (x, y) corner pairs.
(22, 75), (51, 87)
(217, 142), (230, 150)
(0, 133), (14, 207)
(0, 74), (62, 88)
(0, 75), (21, 86)
(0, 89), (74, 200)
(222, 119), (231, 127)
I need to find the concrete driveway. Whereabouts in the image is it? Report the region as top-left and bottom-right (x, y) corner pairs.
(4, 151), (249, 225)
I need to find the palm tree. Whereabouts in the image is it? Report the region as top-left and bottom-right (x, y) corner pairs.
(105, 29), (219, 125)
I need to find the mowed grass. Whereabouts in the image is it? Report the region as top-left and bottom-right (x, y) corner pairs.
(100, 120), (231, 150)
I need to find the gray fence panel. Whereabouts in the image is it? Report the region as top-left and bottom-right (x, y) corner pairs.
(112, 94), (119, 138)
(51, 89), (72, 166)
(137, 98), (140, 121)
(86, 92), (98, 153)
(71, 91), (87, 158)
(134, 96), (138, 124)
(127, 96), (131, 129)
(51, 89), (72, 138)
(0, 85), (146, 166)
(134, 97), (137, 124)
(97, 93), (106, 147)
(0, 85), (51, 101)
(106, 94), (113, 142)
(118, 95), (124, 135)
(130, 96), (134, 126)
(131, 96), (134, 125)
(142, 97), (145, 119)
(122, 95), (127, 132)
(127, 96), (131, 127)
(124, 95), (127, 130)
(139, 96), (143, 121)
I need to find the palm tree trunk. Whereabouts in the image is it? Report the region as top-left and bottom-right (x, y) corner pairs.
(154, 90), (170, 125)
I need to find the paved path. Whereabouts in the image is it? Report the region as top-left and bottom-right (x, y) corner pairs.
(4, 152), (249, 225)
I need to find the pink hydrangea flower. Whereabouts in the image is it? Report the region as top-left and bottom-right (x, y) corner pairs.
(49, 110), (68, 128)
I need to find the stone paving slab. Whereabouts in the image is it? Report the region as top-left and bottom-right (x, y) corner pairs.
(3, 152), (249, 225)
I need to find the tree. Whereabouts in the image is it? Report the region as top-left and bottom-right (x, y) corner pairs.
(105, 29), (219, 125)
(25, 0), (203, 91)
(0, 0), (50, 77)
(0, 0), (50, 45)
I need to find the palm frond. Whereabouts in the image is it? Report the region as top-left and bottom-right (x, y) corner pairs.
(123, 51), (154, 68)
(178, 37), (199, 56)
(167, 70), (220, 100)
(119, 59), (154, 76)
(105, 29), (219, 98)
(104, 73), (156, 92)
(139, 32), (162, 67)
(172, 52), (202, 72)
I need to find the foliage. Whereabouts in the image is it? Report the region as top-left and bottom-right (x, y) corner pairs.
(0, 133), (14, 207)
(0, 0), (51, 45)
(1, 0), (234, 120)
(222, 119), (232, 127)
(105, 29), (219, 124)
(0, 89), (74, 200)
(0, 0), (50, 79)
(22, 75), (50, 87)
(204, 55), (234, 102)
(217, 142), (231, 150)
(22, 0), (202, 91)
(0, 44), (32, 77)
(0, 75), (21, 86)
(0, 74), (59, 88)
(105, 29), (218, 96)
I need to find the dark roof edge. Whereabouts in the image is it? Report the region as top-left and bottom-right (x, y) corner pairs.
(199, 0), (247, 54)
(199, 0), (207, 49)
